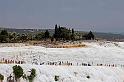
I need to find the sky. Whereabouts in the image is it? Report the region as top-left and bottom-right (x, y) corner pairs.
(0, 0), (124, 33)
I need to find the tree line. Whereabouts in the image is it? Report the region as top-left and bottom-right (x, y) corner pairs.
(0, 25), (95, 43)
(54, 24), (75, 41)
(0, 29), (50, 43)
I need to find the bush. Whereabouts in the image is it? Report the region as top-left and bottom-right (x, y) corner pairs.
(28, 69), (36, 82)
(54, 75), (59, 81)
(0, 74), (4, 80)
(22, 74), (27, 80)
(13, 65), (24, 81)
(86, 75), (90, 79)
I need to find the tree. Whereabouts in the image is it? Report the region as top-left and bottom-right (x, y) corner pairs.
(8, 32), (18, 42)
(44, 30), (50, 39)
(83, 31), (95, 40)
(0, 30), (8, 35)
(28, 69), (36, 82)
(71, 28), (75, 40)
(0, 74), (4, 82)
(51, 36), (54, 42)
(27, 33), (34, 41)
(72, 28), (74, 34)
(35, 32), (44, 40)
(87, 31), (94, 40)
(13, 65), (24, 82)
(55, 24), (58, 36)
(20, 34), (27, 42)
(54, 75), (59, 81)
(54, 24), (59, 40)
(0, 30), (9, 43)
(54, 25), (75, 40)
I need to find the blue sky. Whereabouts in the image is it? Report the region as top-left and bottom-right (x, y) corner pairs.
(0, 0), (124, 33)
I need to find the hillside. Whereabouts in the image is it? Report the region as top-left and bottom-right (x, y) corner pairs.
(0, 28), (124, 41)
(0, 41), (124, 65)
(0, 41), (124, 82)
(0, 64), (124, 82)
(94, 32), (124, 41)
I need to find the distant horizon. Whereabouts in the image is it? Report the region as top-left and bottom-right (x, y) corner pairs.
(0, 25), (124, 34)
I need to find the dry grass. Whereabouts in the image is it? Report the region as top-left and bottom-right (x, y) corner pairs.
(27, 40), (87, 48)
(55, 44), (87, 48)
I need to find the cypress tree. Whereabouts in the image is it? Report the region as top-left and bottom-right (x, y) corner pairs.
(71, 28), (75, 40)
(44, 30), (50, 39)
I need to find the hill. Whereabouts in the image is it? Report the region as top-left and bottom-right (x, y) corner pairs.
(0, 42), (124, 82)
(0, 27), (124, 41)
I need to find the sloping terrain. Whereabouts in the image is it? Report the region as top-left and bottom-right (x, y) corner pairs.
(0, 64), (124, 82)
(0, 41), (124, 82)
(0, 42), (124, 65)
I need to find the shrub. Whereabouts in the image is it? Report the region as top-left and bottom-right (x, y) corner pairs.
(22, 74), (27, 80)
(86, 75), (90, 79)
(54, 75), (59, 81)
(13, 65), (24, 81)
(28, 69), (36, 82)
(0, 74), (4, 80)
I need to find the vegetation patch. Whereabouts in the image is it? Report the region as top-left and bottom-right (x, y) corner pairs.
(13, 65), (24, 81)
(28, 68), (36, 82)
(86, 75), (90, 79)
(54, 75), (59, 81)
(0, 74), (4, 80)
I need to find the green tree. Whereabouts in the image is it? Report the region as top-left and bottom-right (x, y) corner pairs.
(28, 69), (36, 82)
(83, 31), (95, 40)
(27, 33), (34, 41)
(20, 34), (27, 42)
(0, 30), (9, 43)
(0, 30), (8, 35)
(13, 65), (24, 82)
(54, 25), (75, 40)
(0, 74), (4, 81)
(35, 32), (44, 40)
(44, 30), (50, 39)
(54, 75), (59, 81)
(71, 28), (75, 40)
(54, 24), (59, 40)
(9, 32), (18, 42)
